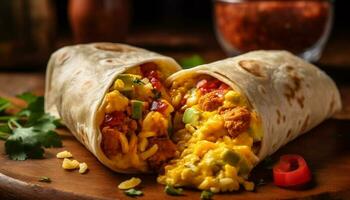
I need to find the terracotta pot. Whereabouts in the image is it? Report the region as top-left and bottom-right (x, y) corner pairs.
(68, 0), (130, 43)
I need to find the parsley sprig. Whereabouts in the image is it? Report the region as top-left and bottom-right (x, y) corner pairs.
(0, 92), (62, 160)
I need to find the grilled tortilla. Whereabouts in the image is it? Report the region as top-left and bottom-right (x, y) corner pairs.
(158, 50), (341, 192)
(45, 43), (181, 173)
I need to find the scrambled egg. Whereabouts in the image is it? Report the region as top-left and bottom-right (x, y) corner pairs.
(158, 77), (262, 192)
(104, 90), (129, 113)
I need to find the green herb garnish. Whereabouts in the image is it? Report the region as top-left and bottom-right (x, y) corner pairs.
(0, 92), (62, 160)
(179, 55), (205, 69)
(124, 188), (143, 197)
(132, 78), (145, 85)
(164, 185), (183, 196)
(200, 190), (214, 200)
(38, 176), (51, 183)
(0, 98), (11, 112)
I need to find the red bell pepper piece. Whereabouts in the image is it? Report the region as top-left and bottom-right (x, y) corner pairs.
(273, 154), (312, 188)
(196, 79), (228, 94)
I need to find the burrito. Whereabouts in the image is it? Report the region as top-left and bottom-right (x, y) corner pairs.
(157, 50), (341, 192)
(45, 43), (182, 173)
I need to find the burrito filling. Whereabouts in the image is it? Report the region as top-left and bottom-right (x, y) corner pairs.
(100, 63), (177, 172)
(157, 75), (263, 192)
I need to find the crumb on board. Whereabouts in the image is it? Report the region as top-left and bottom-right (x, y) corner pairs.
(79, 162), (88, 174)
(56, 150), (73, 159)
(118, 177), (142, 190)
(62, 158), (80, 170)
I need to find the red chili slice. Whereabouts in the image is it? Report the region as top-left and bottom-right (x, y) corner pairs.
(273, 154), (312, 188)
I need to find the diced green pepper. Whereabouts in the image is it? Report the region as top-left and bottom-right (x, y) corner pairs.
(131, 100), (144, 119)
(182, 107), (200, 126)
(238, 157), (250, 177)
(222, 149), (241, 166)
(222, 149), (251, 176)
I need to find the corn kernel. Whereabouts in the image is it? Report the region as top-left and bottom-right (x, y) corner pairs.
(62, 158), (79, 170)
(79, 162), (88, 174)
(56, 150), (73, 159)
(118, 177), (142, 190)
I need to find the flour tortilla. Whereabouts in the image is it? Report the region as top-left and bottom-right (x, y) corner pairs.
(167, 50), (341, 161)
(45, 43), (181, 173)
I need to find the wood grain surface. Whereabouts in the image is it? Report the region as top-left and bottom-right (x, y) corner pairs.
(0, 73), (350, 200)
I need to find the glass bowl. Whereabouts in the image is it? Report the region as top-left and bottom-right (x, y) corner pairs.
(214, 0), (333, 62)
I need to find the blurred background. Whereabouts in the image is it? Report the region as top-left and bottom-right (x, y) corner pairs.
(0, 0), (349, 78)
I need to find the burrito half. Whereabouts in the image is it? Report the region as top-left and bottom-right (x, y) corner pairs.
(45, 43), (182, 173)
(157, 50), (341, 192)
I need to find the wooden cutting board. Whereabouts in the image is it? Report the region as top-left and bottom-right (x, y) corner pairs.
(0, 73), (350, 200)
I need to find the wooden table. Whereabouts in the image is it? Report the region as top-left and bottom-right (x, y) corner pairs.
(0, 73), (350, 200)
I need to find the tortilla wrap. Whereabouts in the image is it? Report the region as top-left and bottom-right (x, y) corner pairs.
(45, 43), (181, 173)
(166, 50), (341, 161)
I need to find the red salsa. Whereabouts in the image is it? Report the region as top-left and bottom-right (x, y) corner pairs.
(215, 0), (332, 54)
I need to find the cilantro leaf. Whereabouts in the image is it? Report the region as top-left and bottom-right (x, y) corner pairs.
(124, 188), (143, 197)
(1, 92), (62, 160)
(5, 134), (44, 160)
(17, 96), (45, 126)
(0, 97), (11, 113)
(31, 114), (57, 133)
(17, 92), (38, 104)
(0, 124), (11, 140)
(0, 132), (10, 140)
(180, 55), (205, 69)
(5, 120), (62, 160)
(5, 126), (61, 160)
